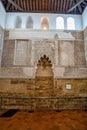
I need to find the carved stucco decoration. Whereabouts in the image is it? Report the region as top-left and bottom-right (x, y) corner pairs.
(84, 27), (87, 39)
(34, 39), (55, 67)
(37, 55), (52, 69)
(36, 55), (53, 77)
(4, 31), (9, 39)
(63, 30), (84, 40)
(71, 31), (84, 40)
(0, 26), (4, 38)
(54, 33), (60, 40)
(0, 26), (3, 34)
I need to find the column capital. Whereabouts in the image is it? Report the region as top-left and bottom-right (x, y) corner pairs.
(54, 33), (59, 40)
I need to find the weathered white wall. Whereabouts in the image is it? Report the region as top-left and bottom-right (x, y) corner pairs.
(0, 1), (6, 28)
(5, 13), (83, 30)
(0, 2), (6, 66)
(82, 7), (87, 29)
(0, 26), (3, 66)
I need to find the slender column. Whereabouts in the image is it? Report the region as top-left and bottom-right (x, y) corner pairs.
(84, 28), (87, 65)
(0, 36), (2, 66)
(0, 27), (4, 66)
(54, 34), (59, 66)
(31, 40), (35, 66)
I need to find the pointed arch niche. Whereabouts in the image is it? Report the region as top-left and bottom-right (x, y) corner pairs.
(15, 16), (22, 28)
(67, 17), (75, 30)
(56, 17), (64, 29)
(40, 17), (49, 30)
(35, 55), (53, 101)
(26, 16), (33, 29)
(36, 55), (53, 77)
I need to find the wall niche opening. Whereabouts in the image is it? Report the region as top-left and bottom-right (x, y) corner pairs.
(36, 55), (53, 77)
(35, 55), (53, 108)
(41, 17), (49, 30)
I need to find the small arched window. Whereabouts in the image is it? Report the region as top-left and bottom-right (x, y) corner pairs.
(67, 17), (75, 30)
(15, 16), (22, 28)
(41, 16), (49, 30)
(56, 17), (64, 29)
(26, 16), (33, 29)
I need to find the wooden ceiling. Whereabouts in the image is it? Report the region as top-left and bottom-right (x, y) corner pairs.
(1, 0), (87, 14)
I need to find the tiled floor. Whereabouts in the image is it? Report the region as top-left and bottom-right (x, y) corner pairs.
(0, 109), (87, 130)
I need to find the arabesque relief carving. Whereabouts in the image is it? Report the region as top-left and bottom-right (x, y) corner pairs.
(36, 55), (53, 77)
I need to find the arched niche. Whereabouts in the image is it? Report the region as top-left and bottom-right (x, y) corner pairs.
(56, 17), (64, 29)
(26, 16), (33, 29)
(67, 17), (75, 30)
(36, 55), (53, 77)
(15, 16), (22, 28)
(40, 16), (49, 30)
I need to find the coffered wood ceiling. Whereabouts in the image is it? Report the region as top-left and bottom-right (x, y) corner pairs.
(1, 0), (87, 14)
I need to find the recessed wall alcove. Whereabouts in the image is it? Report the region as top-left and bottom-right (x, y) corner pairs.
(41, 17), (49, 30)
(35, 55), (53, 108)
(36, 55), (53, 77)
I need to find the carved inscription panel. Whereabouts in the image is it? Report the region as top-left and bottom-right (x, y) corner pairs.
(34, 40), (54, 66)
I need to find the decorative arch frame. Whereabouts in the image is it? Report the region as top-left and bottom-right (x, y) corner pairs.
(36, 55), (53, 77)
(40, 16), (50, 30)
(56, 17), (64, 29)
(26, 16), (33, 29)
(67, 17), (75, 30)
(15, 16), (22, 28)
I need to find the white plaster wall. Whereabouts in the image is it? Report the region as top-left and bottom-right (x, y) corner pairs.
(0, 1), (6, 28)
(82, 7), (87, 29)
(5, 12), (83, 30)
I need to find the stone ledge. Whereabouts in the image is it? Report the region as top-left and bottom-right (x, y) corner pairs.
(0, 67), (87, 78)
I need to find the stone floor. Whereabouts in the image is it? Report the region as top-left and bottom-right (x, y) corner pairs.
(0, 109), (87, 130)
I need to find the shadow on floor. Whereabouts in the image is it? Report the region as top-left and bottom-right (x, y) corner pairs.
(0, 109), (18, 117)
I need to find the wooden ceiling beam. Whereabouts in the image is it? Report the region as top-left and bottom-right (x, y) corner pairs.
(83, 1), (87, 5)
(42, 0), (44, 10)
(1, 0), (86, 14)
(36, 0), (38, 11)
(33, 0), (35, 11)
(63, 0), (66, 12)
(78, 4), (82, 13)
(54, 0), (57, 11)
(57, 0), (60, 13)
(30, 0), (32, 10)
(60, 0), (63, 12)
(6, 1), (11, 11)
(51, 0), (54, 11)
(26, 0), (29, 10)
(65, 0), (69, 12)
(46, 0), (48, 11)
(8, 0), (23, 11)
(24, 0), (26, 11)
(40, 0), (42, 10)
(69, 0), (73, 9)
(20, 0), (23, 10)
(38, 0), (40, 10)
(48, 0), (51, 11)
(17, 0), (20, 7)
(67, 0), (84, 12)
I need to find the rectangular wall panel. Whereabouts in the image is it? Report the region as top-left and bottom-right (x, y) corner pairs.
(14, 40), (28, 66)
